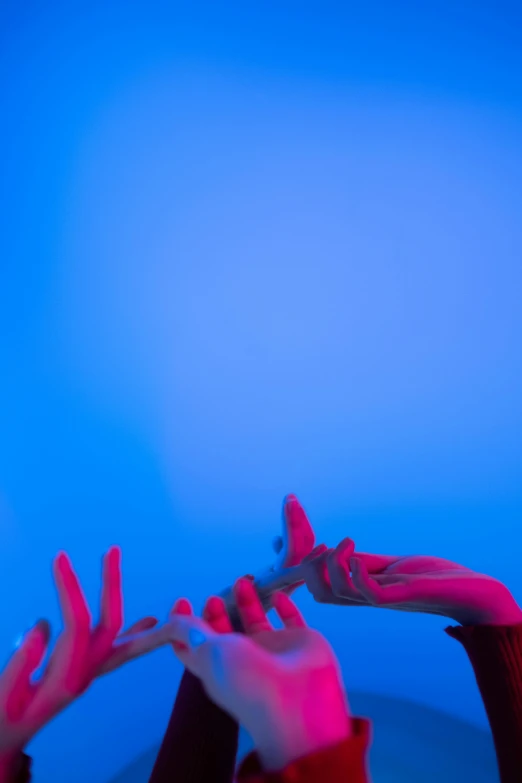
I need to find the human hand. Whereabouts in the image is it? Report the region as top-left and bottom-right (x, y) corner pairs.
(220, 494), (316, 625)
(169, 578), (351, 772)
(0, 547), (157, 778)
(303, 538), (522, 627)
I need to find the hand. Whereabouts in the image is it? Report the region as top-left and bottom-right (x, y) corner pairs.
(169, 578), (351, 771)
(0, 547), (157, 776)
(303, 538), (522, 626)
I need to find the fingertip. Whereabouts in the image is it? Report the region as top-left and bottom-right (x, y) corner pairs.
(33, 618), (51, 643)
(234, 576), (255, 600)
(140, 616), (159, 630)
(302, 543), (329, 564)
(336, 537), (355, 559)
(172, 598), (193, 616)
(203, 595), (225, 614)
(106, 545), (122, 563)
(54, 550), (68, 568)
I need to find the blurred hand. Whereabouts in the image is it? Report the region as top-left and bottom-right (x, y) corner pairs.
(169, 578), (351, 771)
(0, 548), (157, 778)
(303, 538), (522, 626)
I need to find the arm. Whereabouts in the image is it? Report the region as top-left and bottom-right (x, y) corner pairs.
(148, 670), (238, 783)
(236, 719), (371, 783)
(446, 623), (522, 783)
(149, 494), (317, 783)
(167, 580), (371, 783)
(300, 529), (522, 783)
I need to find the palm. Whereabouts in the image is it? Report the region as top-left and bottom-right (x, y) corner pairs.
(348, 551), (517, 625)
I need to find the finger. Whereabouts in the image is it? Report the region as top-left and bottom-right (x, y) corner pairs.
(120, 617), (158, 637)
(302, 549), (333, 602)
(54, 552), (92, 631)
(234, 578), (272, 634)
(43, 552), (92, 695)
(170, 598), (193, 651)
(280, 495), (316, 567)
(356, 552), (402, 573)
(203, 596), (233, 635)
(167, 614), (219, 678)
(97, 546), (124, 637)
(171, 598), (193, 616)
(272, 592), (306, 629)
(327, 538), (365, 602)
(350, 557), (410, 605)
(98, 622), (173, 676)
(302, 543), (329, 564)
(0, 620), (50, 721)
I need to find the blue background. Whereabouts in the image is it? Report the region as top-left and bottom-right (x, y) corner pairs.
(1, 1), (521, 781)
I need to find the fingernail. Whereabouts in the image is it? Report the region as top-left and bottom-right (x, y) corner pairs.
(15, 619), (50, 649)
(189, 629), (207, 648)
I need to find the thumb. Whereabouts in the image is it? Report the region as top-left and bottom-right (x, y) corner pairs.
(168, 615), (217, 676)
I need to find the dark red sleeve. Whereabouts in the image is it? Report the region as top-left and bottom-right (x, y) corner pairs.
(148, 670), (239, 783)
(236, 718), (371, 783)
(446, 623), (522, 783)
(16, 755), (32, 783)
(2, 753), (32, 783)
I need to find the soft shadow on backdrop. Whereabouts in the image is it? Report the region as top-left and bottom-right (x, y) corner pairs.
(0, 2), (521, 782)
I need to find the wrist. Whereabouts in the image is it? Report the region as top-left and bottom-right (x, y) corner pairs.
(451, 585), (522, 627)
(251, 682), (351, 771)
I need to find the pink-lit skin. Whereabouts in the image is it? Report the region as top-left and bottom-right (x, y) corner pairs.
(303, 536), (522, 627)
(169, 578), (351, 772)
(0, 548), (158, 781)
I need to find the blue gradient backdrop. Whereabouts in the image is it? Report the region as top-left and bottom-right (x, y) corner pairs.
(1, 2), (521, 781)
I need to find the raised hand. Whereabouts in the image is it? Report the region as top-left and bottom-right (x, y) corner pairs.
(303, 537), (522, 626)
(0, 548), (158, 777)
(219, 494), (317, 624)
(168, 578), (351, 772)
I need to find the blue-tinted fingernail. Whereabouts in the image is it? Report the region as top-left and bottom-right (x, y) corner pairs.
(189, 629), (207, 648)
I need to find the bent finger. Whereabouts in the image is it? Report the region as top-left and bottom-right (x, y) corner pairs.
(350, 557), (411, 606)
(203, 596), (234, 635)
(272, 592), (306, 628)
(234, 578), (272, 634)
(1, 620), (50, 721)
(327, 539), (365, 602)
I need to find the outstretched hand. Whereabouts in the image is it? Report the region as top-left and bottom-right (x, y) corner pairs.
(169, 578), (351, 771)
(0, 548), (158, 777)
(303, 538), (522, 626)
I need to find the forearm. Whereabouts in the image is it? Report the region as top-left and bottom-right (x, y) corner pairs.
(148, 670), (239, 783)
(446, 623), (522, 783)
